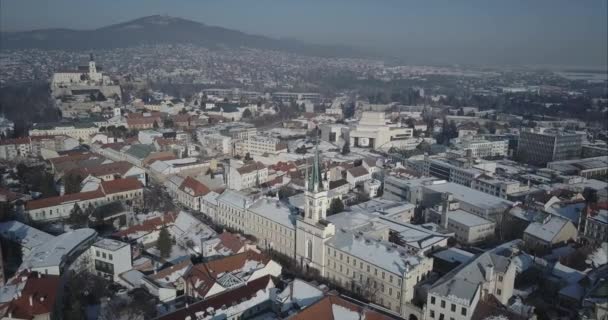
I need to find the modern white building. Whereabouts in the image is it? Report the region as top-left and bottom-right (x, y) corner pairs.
(364, 179), (382, 198)
(90, 238), (132, 281)
(457, 139), (509, 158)
(349, 112), (413, 150)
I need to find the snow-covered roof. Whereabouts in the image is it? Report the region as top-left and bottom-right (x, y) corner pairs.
(430, 242), (519, 304)
(93, 238), (129, 251)
(433, 248), (475, 264)
(327, 230), (424, 276)
(424, 181), (513, 211)
(169, 211), (217, 254)
(449, 209), (494, 227)
(217, 189), (252, 208)
(0, 221), (54, 250)
(21, 228), (97, 270)
(524, 216), (573, 243)
(248, 197), (296, 229)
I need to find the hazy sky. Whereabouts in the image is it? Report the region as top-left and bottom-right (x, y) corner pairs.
(1, 0), (607, 67)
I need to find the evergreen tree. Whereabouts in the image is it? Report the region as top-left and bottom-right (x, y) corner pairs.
(157, 227), (172, 258)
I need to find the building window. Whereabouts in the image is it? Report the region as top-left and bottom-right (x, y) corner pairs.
(461, 307), (467, 316)
(451, 304), (455, 312)
(306, 240), (313, 259)
(431, 296), (435, 304)
(96, 250), (100, 257)
(441, 300), (445, 308)
(430, 310), (435, 318)
(498, 275), (503, 282)
(497, 289), (502, 295)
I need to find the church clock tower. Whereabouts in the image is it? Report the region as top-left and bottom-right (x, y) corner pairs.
(295, 140), (335, 275)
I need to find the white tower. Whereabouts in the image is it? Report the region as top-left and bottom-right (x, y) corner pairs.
(88, 53), (100, 82)
(295, 138), (335, 276)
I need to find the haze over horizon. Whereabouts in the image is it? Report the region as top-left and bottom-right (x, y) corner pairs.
(1, 0), (607, 68)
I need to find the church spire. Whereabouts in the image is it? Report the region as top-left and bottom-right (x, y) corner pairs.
(308, 134), (323, 193)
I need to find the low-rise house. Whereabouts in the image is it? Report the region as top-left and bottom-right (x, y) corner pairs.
(523, 216), (578, 252)
(142, 260), (192, 303)
(182, 251), (281, 300)
(175, 176), (210, 211)
(346, 166), (370, 189)
(113, 212), (177, 245)
(201, 231), (255, 258)
(67, 160), (146, 186)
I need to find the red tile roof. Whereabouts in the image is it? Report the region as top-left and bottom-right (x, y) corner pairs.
(25, 177), (141, 211)
(236, 162), (266, 175)
(100, 177), (142, 195)
(202, 251), (269, 277)
(67, 161), (133, 178)
(289, 295), (396, 320)
(0, 137), (30, 145)
(179, 177), (210, 197)
(25, 189), (104, 210)
(113, 212), (177, 238)
(347, 166), (370, 178)
(48, 152), (97, 166)
(184, 251), (270, 298)
(0, 272), (60, 319)
(215, 232), (246, 254)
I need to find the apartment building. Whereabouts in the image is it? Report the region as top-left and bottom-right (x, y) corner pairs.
(235, 135), (287, 157)
(458, 139), (509, 158)
(517, 129), (584, 165)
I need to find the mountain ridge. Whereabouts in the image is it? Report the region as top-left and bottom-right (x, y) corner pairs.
(0, 15), (376, 59)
